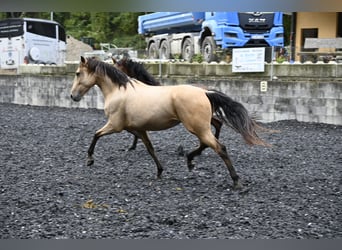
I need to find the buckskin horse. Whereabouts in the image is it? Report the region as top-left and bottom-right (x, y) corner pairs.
(70, 56), (269, 189)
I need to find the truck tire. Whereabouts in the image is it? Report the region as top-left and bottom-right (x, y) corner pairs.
(148, 42), (158, 59)
(160, 40), (170, 59)
(201, 36), (216, 63)
(182, 38), (194, 62)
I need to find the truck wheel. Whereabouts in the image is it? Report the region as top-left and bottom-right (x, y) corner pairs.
(148, 43), (158, 59)
(160, 40), (170, 59)
(182, 38), (194, 62)
(201, 36), (216, 63)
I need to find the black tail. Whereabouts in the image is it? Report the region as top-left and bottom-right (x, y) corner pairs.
(205, 90), (270, 146)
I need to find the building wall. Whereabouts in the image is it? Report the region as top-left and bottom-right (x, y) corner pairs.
(295, 12), (338, 61)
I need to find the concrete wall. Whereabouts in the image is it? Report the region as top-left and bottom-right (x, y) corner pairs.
(180, 78), (341, 125)
(0, 74), (104, 110)
(0, 63), (341, 125)
(147, 62), (342, 79)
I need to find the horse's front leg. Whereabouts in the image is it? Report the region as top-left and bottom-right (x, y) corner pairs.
(136, 131), (163, 178)
(87, 121), (117, 166)
(128, 135), (139, 151)
(126, 130), (140, 151)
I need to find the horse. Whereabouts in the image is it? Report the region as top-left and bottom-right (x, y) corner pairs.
(112, 57), (223, 151)
(70, 56), (269, 190)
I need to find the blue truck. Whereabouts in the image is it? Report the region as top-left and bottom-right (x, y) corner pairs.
(138, 12), (284, 62)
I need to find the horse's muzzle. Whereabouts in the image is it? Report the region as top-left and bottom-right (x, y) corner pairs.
(70, 94), (82, 102)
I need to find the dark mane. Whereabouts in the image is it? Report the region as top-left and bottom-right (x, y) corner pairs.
(86, 57), (130, 88)
(119, 58), (160, 86)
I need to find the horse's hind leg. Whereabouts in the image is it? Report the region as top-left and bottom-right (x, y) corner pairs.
(211, 116), (222, 139)
(186, 143), (207, 171)
(186, 117), (222, 168)
(136, 131), (163, 178)
(217, 143), (242, 190)
(198, 133), (242, 190)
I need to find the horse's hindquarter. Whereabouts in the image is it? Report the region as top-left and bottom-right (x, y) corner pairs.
(171, 85), (213, 132)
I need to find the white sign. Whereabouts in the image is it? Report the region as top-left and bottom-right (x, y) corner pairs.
(232, 47), (265, 73)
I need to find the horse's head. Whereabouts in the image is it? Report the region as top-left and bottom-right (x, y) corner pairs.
(71, 56), (97, 102)
(112, 56), (129, 75)
(112, 57), (160, 86)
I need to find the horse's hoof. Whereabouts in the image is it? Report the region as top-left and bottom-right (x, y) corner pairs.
(177, 145), (185, 156)
(233, 182), (243, 191)
(157, 170), (163, 179)
(187, 162), (195, 171)
(86, 158), (94, 166)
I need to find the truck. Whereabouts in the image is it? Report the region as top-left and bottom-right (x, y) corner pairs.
(138, 12), (284, 62)
(0, 17), (66, 69)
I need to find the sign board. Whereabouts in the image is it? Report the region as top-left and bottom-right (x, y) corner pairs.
(232, 47), (265, 73)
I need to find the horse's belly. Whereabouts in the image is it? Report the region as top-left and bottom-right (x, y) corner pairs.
(142, 121), (180, 131)
(128, 116), (179, 131)
(127, 112), (179, 131)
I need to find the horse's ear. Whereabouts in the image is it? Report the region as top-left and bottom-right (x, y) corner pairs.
(122, 56), (128, 63)
(80, 56), (86, 64)
(112, 57), (117, 64)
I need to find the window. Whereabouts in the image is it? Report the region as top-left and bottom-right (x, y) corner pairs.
(337, 12), (342, 37)
(26, 21), (56, 39)
(58, 25), (66, 42)
(0, 19), (24, 38)
(301, 28), (318, 52)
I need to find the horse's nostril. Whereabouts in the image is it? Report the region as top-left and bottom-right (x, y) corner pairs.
(71, 94), (81, 102)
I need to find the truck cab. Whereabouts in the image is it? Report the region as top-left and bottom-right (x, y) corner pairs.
(138, 12), (284, 62)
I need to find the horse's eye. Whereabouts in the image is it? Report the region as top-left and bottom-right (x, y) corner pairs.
(76, 72), (80, 77)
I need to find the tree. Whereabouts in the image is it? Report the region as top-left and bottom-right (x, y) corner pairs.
(0, 12), (146, 49)
(89, 13), (112, 43)
(112, 12), (141, 35)
(63, 12), (92, 39)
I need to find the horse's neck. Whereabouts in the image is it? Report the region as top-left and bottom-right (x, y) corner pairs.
(97, 77), (119, 100)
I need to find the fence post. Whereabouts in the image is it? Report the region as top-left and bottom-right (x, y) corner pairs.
(270, 46), (274, 81)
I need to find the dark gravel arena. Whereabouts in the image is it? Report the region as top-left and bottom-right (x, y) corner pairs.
(0, 103), (341, 239)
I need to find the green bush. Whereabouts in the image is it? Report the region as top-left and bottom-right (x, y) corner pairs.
(192, 54), (203, 63)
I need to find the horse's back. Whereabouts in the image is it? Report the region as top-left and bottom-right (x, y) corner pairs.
(142, 84), (210, 113)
